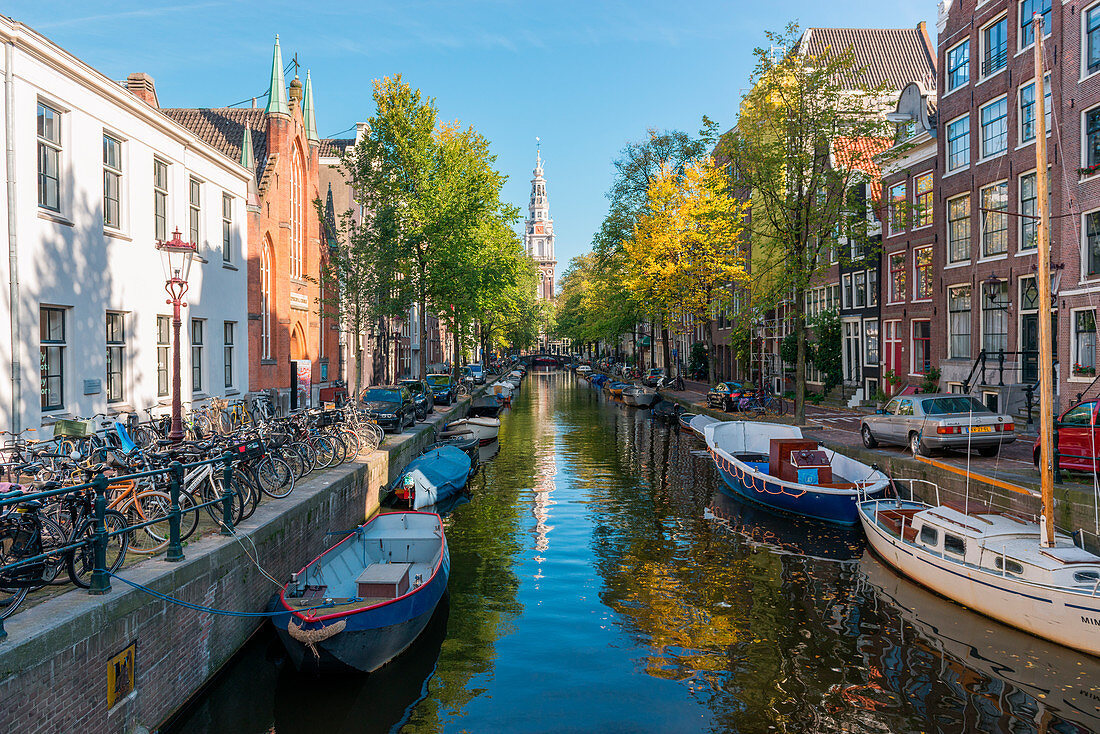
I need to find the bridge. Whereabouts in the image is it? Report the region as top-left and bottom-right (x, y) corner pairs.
(518, 352), (566, 367)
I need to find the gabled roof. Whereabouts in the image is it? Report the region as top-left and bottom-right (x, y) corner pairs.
(833, 136), (892, 177)
(797, 25), (936, 90)
(319, 138), (354, 158)
(160, 107), (268, 180)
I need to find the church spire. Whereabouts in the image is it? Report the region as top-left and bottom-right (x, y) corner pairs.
(303, 70), (319, 144)
(524, 139), (556, 300)
(265, 34), (289, 116)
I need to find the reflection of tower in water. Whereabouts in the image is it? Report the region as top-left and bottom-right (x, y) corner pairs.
(530, 374), (557, 581)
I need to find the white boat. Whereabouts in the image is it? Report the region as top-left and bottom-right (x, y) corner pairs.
(445, 417), (500, 446)
(688, 414), (719, 438)
(490, 382), (513, 400)
(858, 24), (1100, 659)
(621, 385), (642, 406)
(622, 385), (658, 407)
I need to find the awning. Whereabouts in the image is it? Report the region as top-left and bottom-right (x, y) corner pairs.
(639, 336), (651, 347)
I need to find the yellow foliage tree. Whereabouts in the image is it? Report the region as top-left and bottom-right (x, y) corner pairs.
(623, 161), (750, 384)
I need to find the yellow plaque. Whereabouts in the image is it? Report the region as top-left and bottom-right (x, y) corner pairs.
(106, 642), (136, 709)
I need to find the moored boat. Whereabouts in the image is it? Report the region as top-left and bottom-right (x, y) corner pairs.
(704, 421), (887, 525)
(688, 414), (719, 439)
(622, 385), (643, 406)
(390, 444), (472, 509)
(272, 511), (450, 673)
(445, 416), (501, 446)
(632, 388), (659, 407)
(469, 395), (504, 418)
(678, 412), (697, 431)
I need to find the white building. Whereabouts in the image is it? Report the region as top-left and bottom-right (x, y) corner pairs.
(523, 144), (557, 301)
(0, 17), (251, 431)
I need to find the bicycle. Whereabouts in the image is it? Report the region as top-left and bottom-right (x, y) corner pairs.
(0, 487), (68, 618)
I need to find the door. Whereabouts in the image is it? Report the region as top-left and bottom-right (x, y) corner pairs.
(1021, 314), (1038, 384)
(884, 321), (903, 390)
(1057, 401), (1097, 471)
(843, 320), (861, 385)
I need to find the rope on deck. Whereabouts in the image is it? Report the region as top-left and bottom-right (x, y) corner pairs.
(107, 572), (340, 617)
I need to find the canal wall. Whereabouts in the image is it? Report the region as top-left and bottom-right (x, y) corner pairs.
(0, 394), (477, 734)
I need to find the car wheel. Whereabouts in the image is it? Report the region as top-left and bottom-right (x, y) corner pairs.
(977, 446), (999, 458)
(909, 432), (930, 457)
(861, 425), (878, 449)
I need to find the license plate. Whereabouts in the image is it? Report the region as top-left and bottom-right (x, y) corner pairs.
(967, 426), (993, 433)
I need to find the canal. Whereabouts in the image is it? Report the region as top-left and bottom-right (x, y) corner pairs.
(169, 370), (1100, 733)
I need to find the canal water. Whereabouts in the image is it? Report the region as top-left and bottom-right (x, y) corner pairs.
(170, 370), (1100, 733)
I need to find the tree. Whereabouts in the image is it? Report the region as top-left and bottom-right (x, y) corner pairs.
(719, 24), (895, 423)
(622, 161), (749, 385)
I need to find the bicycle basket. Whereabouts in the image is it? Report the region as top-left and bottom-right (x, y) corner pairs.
(314, 411), (342, 428)
(52, 419), (91, 438)
(228, 438), (265, 461)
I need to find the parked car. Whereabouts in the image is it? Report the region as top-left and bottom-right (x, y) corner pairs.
(361, 386), (416, 433)
(861, 393), (1015, 457)
(576, 365), (592, 374)
(399, 378), (435, 420)
(708, 382), (747, 412)
(641, 368), (666, 388)
(425, 373), (456, 405)
(466, 363), (486, 385)
(1034, 400), (1100, 471)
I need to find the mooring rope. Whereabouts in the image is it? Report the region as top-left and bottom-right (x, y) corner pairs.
(107, 572), (344, 618)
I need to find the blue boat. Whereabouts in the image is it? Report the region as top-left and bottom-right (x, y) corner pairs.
(273, 511), (450, 673)
(704, 421), (887, 525)
(392, 445), (471, 510)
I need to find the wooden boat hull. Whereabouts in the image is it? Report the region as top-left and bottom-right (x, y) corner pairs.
(859, 499), (1100, 657)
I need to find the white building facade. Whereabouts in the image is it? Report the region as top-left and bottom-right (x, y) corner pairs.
(523, 146), (557, 301)
(1, 17), (251, 431)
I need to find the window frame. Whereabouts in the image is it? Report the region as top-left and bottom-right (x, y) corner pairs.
(854, 270), (867, 308)
(947, 194), (972, 263)
(191, 318), (204, 394)
(102, 133), (123, 230)
(888, 252), (907, 304)
(982, 279), (1010, 354)
(1083, 105), (1100, 172)
(911, 319), (932, 376)
(868, 269), (879, 307)
(948, 284), (972, 359)
(914, 247), (934, 301)
(1074, 308), (1098, 375)
(188, 177), (202, 247)
(979, 95), (1009, 160)
(980, 181), (1009, 259)
(1086, 1), (1100, 79)
(222, 193), (233, 263)
(40, 306), (66, 410)
(37, 100), (62, 212)
(1019, 74), (1052, 145)
(981, 14), (1009, 79)
(1086, 209), (1100, 277)
(223, 321), (235, 389)
(947, 114), (971, 172)
(946, 39), (970, 92)
(864, 318), (880, 366)
(106, 311), (125, 404)
(157, 315), (170, 398)
(842, 273), (853, 310)
(1019, 0), (1052, 50)
(913, 171), (933, 229)
(153, 158), (169, 242)
(889, 182), (907, 234)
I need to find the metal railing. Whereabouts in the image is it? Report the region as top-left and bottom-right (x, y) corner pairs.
(0, 451), (240, 639)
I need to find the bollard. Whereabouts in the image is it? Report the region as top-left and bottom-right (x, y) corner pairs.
(220, 451), (235, 536)
(167, 461), (185, 562)
(89, 473), (112, 595)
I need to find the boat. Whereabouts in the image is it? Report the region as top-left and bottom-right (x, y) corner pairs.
(423, 434), (479, 476)
(445, 416), (500, 446)
(629, 387), (659, 407)
(621, 385), (643, 406)
(688, 414), (719, 439)
(704, 421), (887, 525)
(651, 400), (684, 423)
(469, 395), (504, 418)
(677, 412), (697, 431)
(490, 382), (513, 402)
(608, 382), (626, 399)
(858, 22), (1100, 658)
(390, 445), (472, 509)
(272, 510), (450, 673)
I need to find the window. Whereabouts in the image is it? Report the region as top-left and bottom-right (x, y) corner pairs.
(889, 182), (906, 233)
(290, 144), (303, 279)
(948, 195), (971, 263)
(947, 40), (970, 91)
(868, 269), (879, 306)
(1074, 570), (1100, 584)
(222, 194), (233, 262)
(912, 321), (931, 375)
(260, 243), (272, 359)
(157, 315), (170, 397)
(154, 159), (168, 241)
(854, 271), (866, 308)
(944, 533), (966, 556)
(1076, 310), (1097, 372)
(914, 248), (933, 300)
(889, 253), (906, 303)
(995, 556), (1024, 575)
(842, 273), (852, 309)
(914, 172), (933, 228)
(1016, 173), (1038, 255)
(191, 319), (203, 393)
(865, 319), (879, 365)
(223, 322), (234, 388)
(983, 280), (1009, 353)
(37, 102), (61, 211)
(189, 178), (201, 246)
(1088, 4), (1100, 76)
(920, 525), (938, 546)
(1086, 107), (1100, 169)
(1020, 76), (1051, 143)
(947, 115), (970, 171)
(103, 135), (122, 229)
(981, 182), (1008, 257)
(1061, 401), (1096, 425)
(949, 286), (972, 358)
(40, 306), (65, 409)
(982, 17), (1008, 76)
(980, 97), (1008, 159)
(106, 312), (125, 403)
(1020, 0), (1052, 48)
(1088, 211), (1100, 275)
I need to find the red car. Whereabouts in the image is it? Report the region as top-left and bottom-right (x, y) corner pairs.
(1034, 400), (1100, 470)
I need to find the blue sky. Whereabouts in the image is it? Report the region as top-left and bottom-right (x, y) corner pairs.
(13, 0), (931, 269)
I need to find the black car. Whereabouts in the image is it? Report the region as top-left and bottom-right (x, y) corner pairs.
(707, 382), (747, 412)
(425, 373), (456, 405)
(399, 378), (435, 420)
(641, 368), (666, 388)
(361, 386), (416, 433)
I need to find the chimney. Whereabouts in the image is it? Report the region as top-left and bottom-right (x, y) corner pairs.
(126, 73), (159, 108)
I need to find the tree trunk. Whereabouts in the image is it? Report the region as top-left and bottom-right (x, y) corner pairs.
(794, 297), (807, 426)
(418, 295), (427, 380)
(705, 318), (716, 387)
(631, 327), (638, 369)
(661, 324), (671, 375)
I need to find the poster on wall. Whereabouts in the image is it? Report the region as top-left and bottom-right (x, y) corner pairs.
(294, 359), (312, 410)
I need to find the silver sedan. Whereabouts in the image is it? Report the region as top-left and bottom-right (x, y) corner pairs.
(860, 393), (1016, 457)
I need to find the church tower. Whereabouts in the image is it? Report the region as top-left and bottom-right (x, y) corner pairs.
(524, 142), (556, 300)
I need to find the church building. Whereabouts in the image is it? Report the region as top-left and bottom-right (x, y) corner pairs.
(523, 146), (557, 301)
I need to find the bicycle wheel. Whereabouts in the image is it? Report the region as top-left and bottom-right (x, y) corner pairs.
(120, 489), (199, 554)
(339, 428), (362, 458)
(328, 433), (349, 466)
(66, 510), (129, 589)
(278, 447), (307, 481)
(207, 471), (249, 526)
(291, 441), (316, 475)
(312, 436), (337, 470)
(255, 456), (295, 499)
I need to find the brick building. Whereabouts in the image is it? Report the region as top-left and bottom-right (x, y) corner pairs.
(164, 36), (339, 410)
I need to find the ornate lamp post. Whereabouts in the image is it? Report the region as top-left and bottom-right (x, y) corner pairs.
(156, 228), (196, 444)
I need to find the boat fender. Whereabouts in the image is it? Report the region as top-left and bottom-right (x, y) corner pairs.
(288, 618), (347, 660)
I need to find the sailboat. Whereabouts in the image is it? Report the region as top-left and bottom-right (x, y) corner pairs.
(857, 15), (1100, 657)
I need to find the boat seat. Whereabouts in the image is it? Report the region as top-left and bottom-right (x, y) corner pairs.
(878, 513), (902, 536)
(902, 526), (918, 543)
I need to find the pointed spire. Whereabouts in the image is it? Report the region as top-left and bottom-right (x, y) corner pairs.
(265, 34), (290, 116)
(240, 126), (255, 169)
(303, 69), (319, 143)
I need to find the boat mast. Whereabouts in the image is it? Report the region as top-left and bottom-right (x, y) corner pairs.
(1033, 12), (1056, 547)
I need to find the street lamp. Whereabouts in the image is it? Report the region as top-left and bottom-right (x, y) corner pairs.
(156, 228), (196, 444)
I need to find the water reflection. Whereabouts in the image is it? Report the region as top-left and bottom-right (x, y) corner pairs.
(168, 372), (1100, 734)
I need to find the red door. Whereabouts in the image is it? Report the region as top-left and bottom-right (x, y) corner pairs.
(884, 321), (903, 392)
